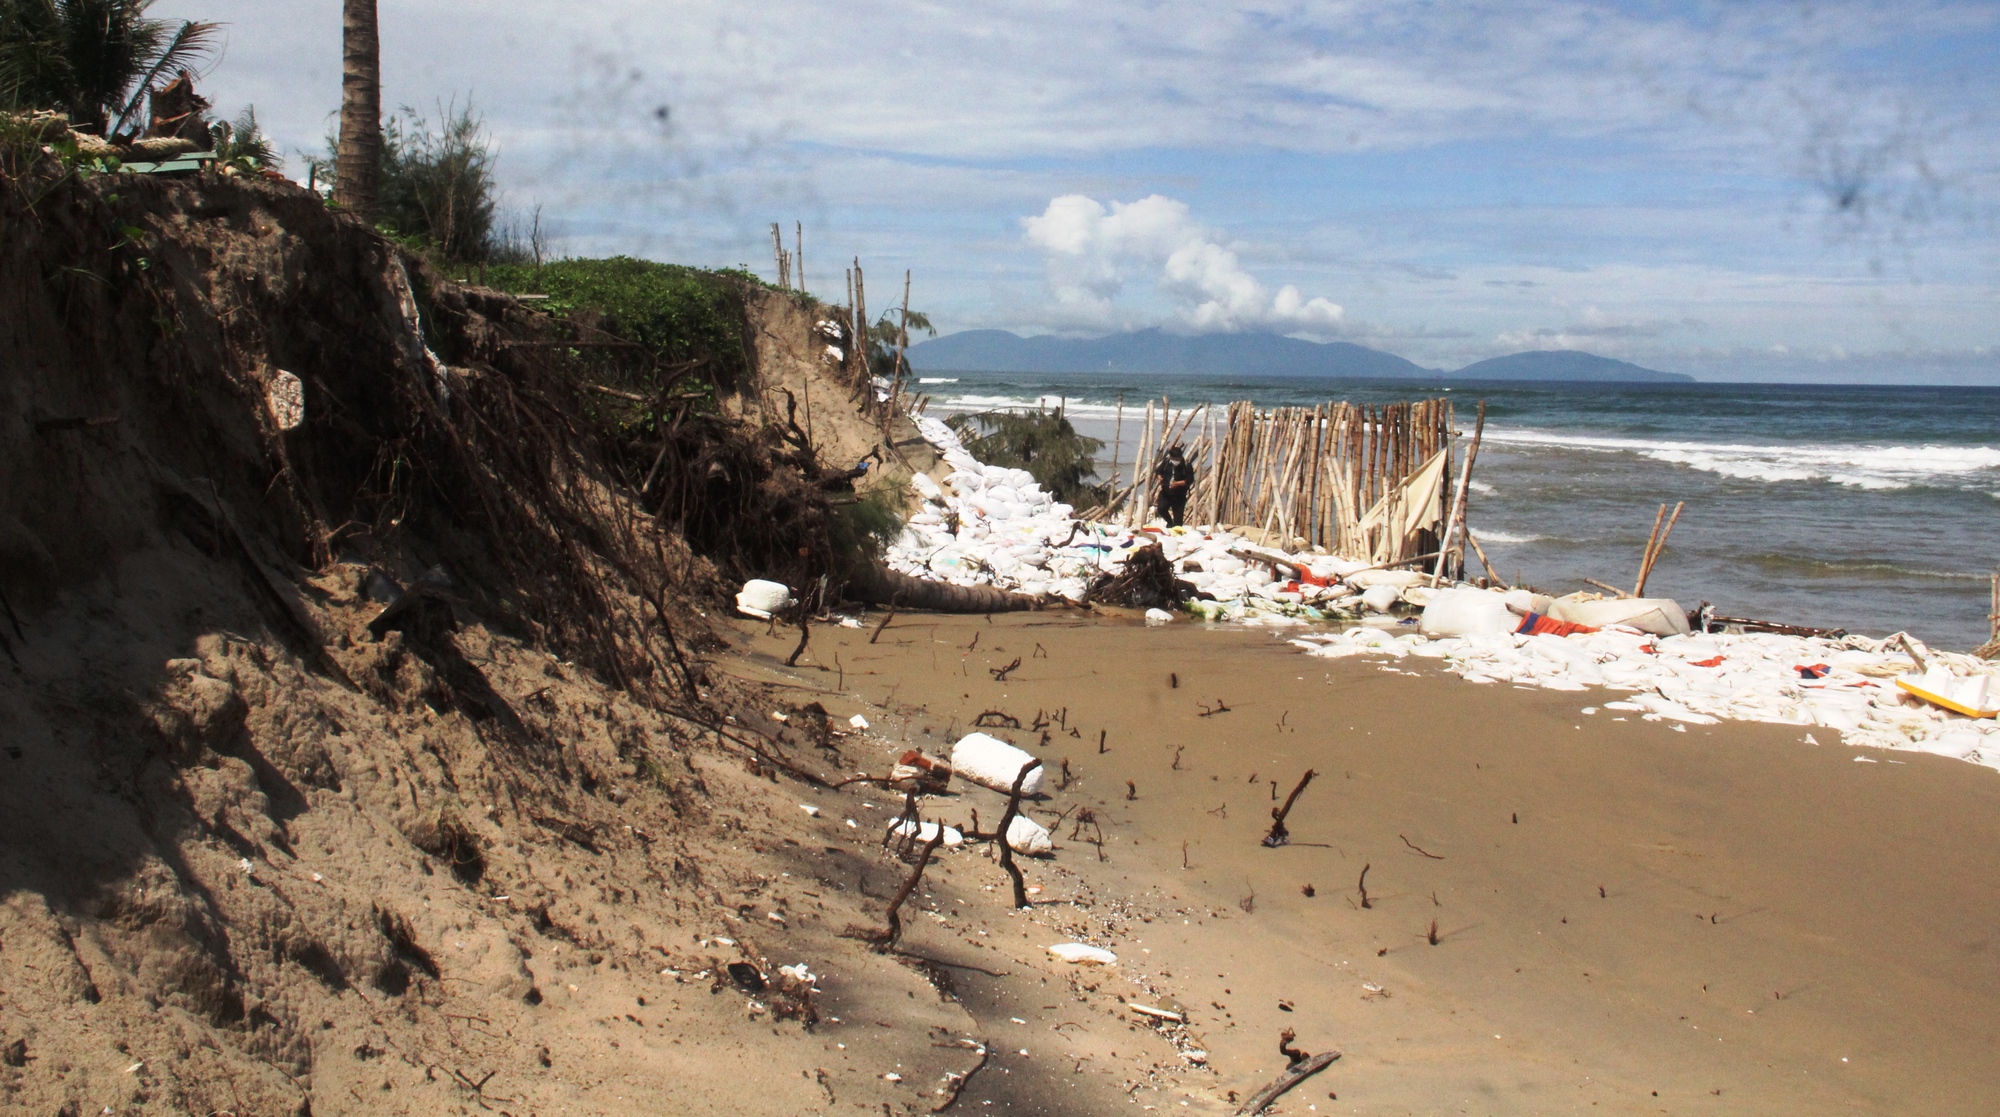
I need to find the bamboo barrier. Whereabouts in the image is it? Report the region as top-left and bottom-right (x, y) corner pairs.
(1124, 396), (1463, 571)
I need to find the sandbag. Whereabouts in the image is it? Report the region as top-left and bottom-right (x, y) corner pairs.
(1420, 587), (1518, 637)
(1345, 569), (1429, 590)
(1548, 595), (1690, 636)
(887, 819), (964, 848)
(949, 732), (1045, 795)
(735, 579), (791, 619)
(1006, 814), (1053, 854)
(1360, 584), (1400, 613)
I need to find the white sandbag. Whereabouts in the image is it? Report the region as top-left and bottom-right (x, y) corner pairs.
(911, 472), (944, 501)
(1346, 569), (1429, 590)
(950, 733), (1045, 795)
(1361, 584), (1401, 613)
(735, 579), (792, 619)
(886, 819), (964, 848)
(1006, 814), (1053, 854)
(1420, 587), (1518, 637)
(1048, 943), (1117, 965)
(1548, 595), (1690, 636)
(1501, 589), (1556, 616)
(1145, 607), (1175, 623)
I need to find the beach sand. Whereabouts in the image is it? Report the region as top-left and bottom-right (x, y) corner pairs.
(730, 609), (2000, 1114)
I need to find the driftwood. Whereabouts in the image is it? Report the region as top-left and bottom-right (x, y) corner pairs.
(1261, 769), (1316, 848)
(1235, 1031), (1340, 1115)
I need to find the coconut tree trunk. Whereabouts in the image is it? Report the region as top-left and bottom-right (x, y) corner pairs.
(848, 567), (1042, 613)
(336, 0), (381, 221)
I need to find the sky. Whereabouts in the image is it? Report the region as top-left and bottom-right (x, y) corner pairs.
(155, 1), (2000, 381)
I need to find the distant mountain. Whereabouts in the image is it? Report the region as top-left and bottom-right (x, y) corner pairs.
(907, 329), (1435, 379)
(909, 329), (1695, 384)
(1451, 350), (1692, 383)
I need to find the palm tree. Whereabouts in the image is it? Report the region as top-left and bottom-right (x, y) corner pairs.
(335, 0), (380, 220)
(0, 0), (217, 135)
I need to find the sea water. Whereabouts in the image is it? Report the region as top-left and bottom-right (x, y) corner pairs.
(918, 373), (2000, 650)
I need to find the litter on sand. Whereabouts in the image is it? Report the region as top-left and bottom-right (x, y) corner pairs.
(1048, 943), (1118, 965)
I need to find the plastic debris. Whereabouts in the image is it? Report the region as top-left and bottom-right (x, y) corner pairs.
(1048, 943), (1117, 965)
(848, 713), (870, 730)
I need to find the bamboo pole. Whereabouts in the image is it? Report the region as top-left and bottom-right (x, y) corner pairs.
(1634, 501), (1685, 597)
(1431, 400), (1486, 585)
(1110, 392), (1124, 493)
(795, 221), (804, 294)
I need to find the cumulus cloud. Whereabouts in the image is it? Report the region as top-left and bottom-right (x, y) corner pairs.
(1022, 194), (1344, 336)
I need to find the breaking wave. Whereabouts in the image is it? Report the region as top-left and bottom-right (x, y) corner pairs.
(1482, 427), (2000, 491)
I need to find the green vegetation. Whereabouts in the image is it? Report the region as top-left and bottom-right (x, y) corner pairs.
(485, 256), (756, 390)
(0, 0), (217, 134)
(945, 409), (1106, 507)
(826, 488), (905, 581)
(208, 106), (277, 170)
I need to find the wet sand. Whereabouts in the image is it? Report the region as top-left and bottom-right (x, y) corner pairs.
(738, 609), (2000, 1114)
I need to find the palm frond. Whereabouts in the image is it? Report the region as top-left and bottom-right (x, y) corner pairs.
(110, 18), (218, 134)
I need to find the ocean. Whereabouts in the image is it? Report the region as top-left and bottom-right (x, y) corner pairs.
(913, 372), (2000, 650)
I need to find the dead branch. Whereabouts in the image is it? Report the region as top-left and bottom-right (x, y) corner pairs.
(1357, 863), (1372, 909)
(869, 606), (897, 644)
(989, 657), (1022, 682)
(1261, 769), (1316, 848)
(1400, 834), (1443, 860)
(994, 759), (1042, 909)
(843, 829), (945, 950)
(973, 710), (1022, 729)
(1235, 1036), (1340, 1115)
(929, 1038), (990, 1112)
(1197, 698), (1232, 717)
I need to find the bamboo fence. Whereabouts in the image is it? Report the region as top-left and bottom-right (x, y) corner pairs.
(1099, 397), (1464, 571)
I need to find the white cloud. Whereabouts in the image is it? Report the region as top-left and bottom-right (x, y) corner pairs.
(1022, 194), (1344, 336)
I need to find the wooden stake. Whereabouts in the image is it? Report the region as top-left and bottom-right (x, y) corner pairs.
(1634, 501), (1684, 597)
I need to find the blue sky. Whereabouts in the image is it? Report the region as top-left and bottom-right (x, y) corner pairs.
(159, 1), (2000, 380)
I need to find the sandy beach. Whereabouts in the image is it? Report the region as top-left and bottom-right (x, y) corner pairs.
(728, 607), (2000, 1114)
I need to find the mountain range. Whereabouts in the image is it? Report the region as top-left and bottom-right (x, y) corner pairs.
(906, 328), (1692, 383)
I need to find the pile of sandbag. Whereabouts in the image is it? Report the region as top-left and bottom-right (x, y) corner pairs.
(1288, 602), (2000, 771)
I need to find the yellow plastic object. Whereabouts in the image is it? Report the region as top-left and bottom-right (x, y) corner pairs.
(1895, 677), (1998, 719)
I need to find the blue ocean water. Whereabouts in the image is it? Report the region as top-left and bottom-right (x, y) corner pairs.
(916, 372), (2000, 650)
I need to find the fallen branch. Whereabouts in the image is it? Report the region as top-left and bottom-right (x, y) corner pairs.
(1261, 769), (1316, 848)
(1399, 834), (1443, 860)
(843, 829), (945, 949)
(989, 657), (1023, 683)
(1197, 698), (1232, 717)
(786, 611), (812, 667)
(1582, 578), (1633, 599)
(869, 606), (897, 644)
(1357, 863), (1372, 909)
(1235, 1031), (1340, 1115)
(929, 1038), (991, 1112)
(973, 710), (1021, 729)
(993, 759), (1042, 909)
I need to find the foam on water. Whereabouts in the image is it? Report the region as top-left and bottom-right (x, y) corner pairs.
(1482, 427), (2000, 490)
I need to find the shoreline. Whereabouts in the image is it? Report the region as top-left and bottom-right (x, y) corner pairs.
(734, 607), (2000, 1114)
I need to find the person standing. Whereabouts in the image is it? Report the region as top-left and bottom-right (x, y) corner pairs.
(1153, 446), (1194, 527)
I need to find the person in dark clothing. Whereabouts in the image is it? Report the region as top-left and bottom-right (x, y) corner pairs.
(1153, 446), (1194, 527)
